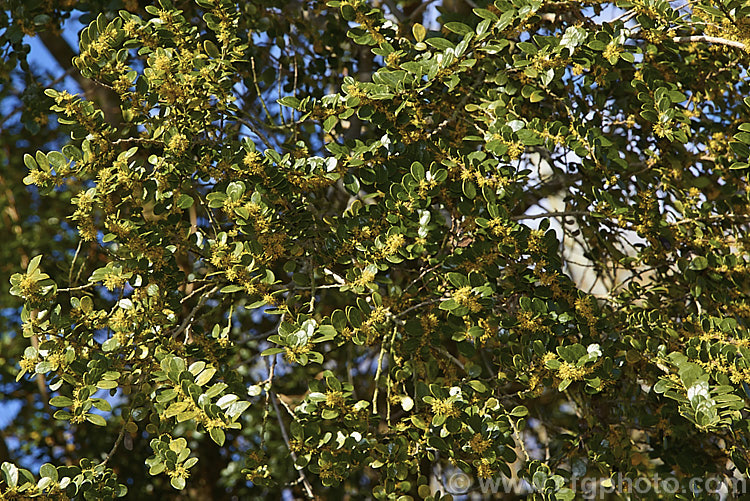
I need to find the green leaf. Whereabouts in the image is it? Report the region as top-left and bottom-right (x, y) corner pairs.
(176, 194), (194, 209)
(447, 272), (467, 287)
(412, 23), (426, 42)
(171, 476), (186, 489)
(86, 414), (107, 426)
(474, 8), (499, 21)
(39, 463), (58, 481)
(425, 38), (455, 50)
(102, 337), (119, 352)
(410, 162), (425, 180)
(27, 254), (42, 274)
(1, 462), (18, 487)
(444, 22), (472, 36)
(278, 96), (301, 109)
(321, 409), (340, 419)
(195, 367), (216, 386)
(24, 153), (39, 171)
(509, 405), (528, 417)
(203, 40), (220, 58)
(209, 428), (225, 446)
(323, 115), (338, 132)
(439, 299), (459, 310)
(689, 256), (708, 271)
(344, 172), (360, 194)
(462, 180), (476, 199)
(97, 380), (118, 390)
(340, 4), (356, 20)
(49, 396), (74, 407)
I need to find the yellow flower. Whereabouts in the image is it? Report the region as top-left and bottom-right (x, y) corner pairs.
(453, 286), (482, 313)
(431, 397), (460, 417)
(383, 233), (405, 256)
(167, 134), (189, 155)
(243, 151), (265, 175)
(325, 390), (345, 408)
(557, 361), (590, 381)
(284, 343), (312, 363)
(350, 268), (374, 288)
(469, 433), (491, 454)
(103, 272), (126, 291)
(152, 52), (171, 72)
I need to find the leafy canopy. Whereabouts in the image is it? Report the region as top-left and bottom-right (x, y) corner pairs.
(4, 0), (750, 499)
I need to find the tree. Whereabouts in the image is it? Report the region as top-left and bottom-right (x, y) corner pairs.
(3, 0), (750, 499)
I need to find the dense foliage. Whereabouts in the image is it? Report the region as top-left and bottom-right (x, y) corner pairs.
(3, 0), (750, 499)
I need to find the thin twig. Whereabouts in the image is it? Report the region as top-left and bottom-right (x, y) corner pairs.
(372, 327), (396, 414)
(381, 0), (407, 22)
(270, 392), (315, 499)
(408, 0), (440, 21)
(510, 210), (588, 221)
(403, 264), (440, 293)
(237, 118), (274, 151)
(509, 413), (531, 464)
(68, 240), (83, 285)
(323, 268), (347, 284)
(179, 282), (214, 304)
(293, 283), (343, 291)
(57, 282), (96, 293)
(308, 258), (315, 314)
(671, 213), (750, 225)
(437, 347), (465, 371)
(672, 35), (745, 51)
(251, 57), (274, 122)
(171, 286), (219, 339)
(394, 299), (441, 319)
(101, 418), (128, 467)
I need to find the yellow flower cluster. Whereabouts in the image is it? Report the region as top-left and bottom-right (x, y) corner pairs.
(152, 52), (171, 72)
(18, 274), (41, 299)
(517, 311), (543, 332)
(431, 398), (460, 417)
(369, 306), (388, 324)
(557, 361), (591, 381)
(527, 229), (546, 254)
(19, 355), (37, 373)
(421, 313), (439, 336)
(325, 390), (346, 408)
(602, 43), (623, 61)
(352, 268), (376, 288)
(469, 433), (491, 454)
(453, 286), (482, 313)
(167, 465), (190, 481)
(694, 355), (750, 386)
(352, 8), (385, 44)
(284, 343), (313, 364)
(381, 233), (405, 257)
(103, 272), (127, 291)
(476, 458), (493, 478)
(243, 151), (265, 176)
(477, 318), (496, 343)
(575, 296), (596, 324)
(167, 133), (189, 155)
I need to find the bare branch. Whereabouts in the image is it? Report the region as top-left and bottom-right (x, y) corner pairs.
(171, 286), (219, 339)
(510, 210), (589, 221)
(673, 35), (746, 51)
(270, 393), (315, 499)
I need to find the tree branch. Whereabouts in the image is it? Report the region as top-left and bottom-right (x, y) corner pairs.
(171, 286), (219, 339)
(270, 392), (315, 499)
(673, 35), (746, 51)
(510, 210), (589, 221)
